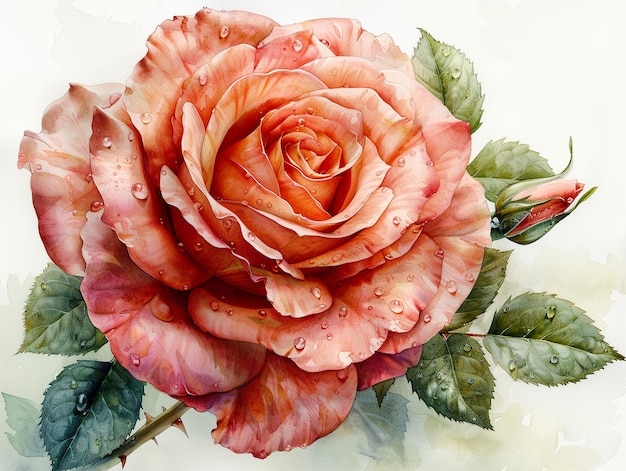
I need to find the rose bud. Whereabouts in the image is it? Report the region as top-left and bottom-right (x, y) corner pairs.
(491, 178), (596, 244)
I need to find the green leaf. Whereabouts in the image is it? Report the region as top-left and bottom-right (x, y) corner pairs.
(2, 393), (46, 457)
(348, 388), (409, 461)
(40, 360), (145, 471)
(445, 248), (511, 332)
(412, 29), (484, 132)
(20, 263), (107, 355)
(484, 292), (624, 386)
(406, 334), (494, 429)
(467, 139), (556, 202)
(372, 378), (395, 407)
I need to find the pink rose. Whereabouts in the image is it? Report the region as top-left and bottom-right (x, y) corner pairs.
(18, 8), (490, 457)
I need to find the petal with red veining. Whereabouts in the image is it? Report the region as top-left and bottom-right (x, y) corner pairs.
(80, 211), (266, 396)
(125, 9), (277, 182)
(182, 354), (357, 457)
(89, 104), (208, 291)
(355, 345), (422, 390)
(17, 83), (124, 275)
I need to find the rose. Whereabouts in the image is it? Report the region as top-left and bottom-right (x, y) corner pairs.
(18, 8), (491, 457)
(492, 179), (587, 244)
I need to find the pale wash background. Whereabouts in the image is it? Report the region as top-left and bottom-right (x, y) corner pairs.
(1, 0), (625, 470)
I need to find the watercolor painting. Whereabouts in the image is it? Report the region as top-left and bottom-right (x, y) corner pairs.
(1, 1), (625, 470)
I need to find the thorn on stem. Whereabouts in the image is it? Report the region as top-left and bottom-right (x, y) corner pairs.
(119, 455), (127, 468)
(171, 417), (189, 437)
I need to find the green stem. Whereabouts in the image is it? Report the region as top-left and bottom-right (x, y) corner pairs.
(88, 401), (190, 470)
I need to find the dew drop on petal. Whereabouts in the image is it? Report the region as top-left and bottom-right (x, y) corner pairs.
(305, 106), (315, 115)
(226, 309), (234, 316)
(102, 137), (112, 148)
(392, 216), (401, 226)
(293, 337), (306, 350)
(219, 25), (229, 38)
(140, 113), (152, 124)
(131, 183), (149, 200)
(128, 132), (135, 141)
(194, 242), (204, 251)
(150, 295), (174, 322)
(465, 273), (475, 282)
(130, 353), (141, 366)
(338, 306), (348, 317)
(292, 39), (303, 52)
(90, 201), (104, 212)
(194, 202), (203, 211)
(247, 232), (256, 242)
(407, 274), (415, 282)
(327, 333), (333, 340)
(199, 73), (208, 86)
(321, 321), (329, 329)
(297, 117), (305, 126)
(336, 368), (348, 381)
(435, 249), (445, 259)
(210, 301), (219, 311)
(397, 157), (405, 167)
(389, 299), (404, 314)
(332, 253), (343, 262)
(446, 280), (458, 294)
(310, 286), (322, 299)
(374, 287), (384, 297)
(257, 309), (267, 319)
(423, 314), (432, 323)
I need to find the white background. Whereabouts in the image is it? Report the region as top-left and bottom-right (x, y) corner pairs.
(1, 1), (625, 470)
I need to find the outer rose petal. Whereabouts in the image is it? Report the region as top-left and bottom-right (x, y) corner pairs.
(80, 211), (266, 396)
(182, 354), (358, 458)
(90, 104), (209, 291)
(379, 174), (491, 354)
(124, 8), (277, 183)
(17, 83), (124, 275)
(355, 345), (422, 390)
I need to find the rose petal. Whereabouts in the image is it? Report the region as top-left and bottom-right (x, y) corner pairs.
(355, 345), (422, 390)
(125, 9), (277, 183)
(254, 30), (333, 72)
(182, 354), (357, 458)
(89, 104), (208, 291)
(18, 83), (124, 275)
(81, 211), (266, 396)
(263, 18), (413, 74)
(190, 234), (441, 372)
(378, 174), (491, 354)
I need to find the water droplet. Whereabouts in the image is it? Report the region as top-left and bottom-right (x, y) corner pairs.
(247, 232), (256, 242)
(130, 353), (141, 366)
(292, 39), (303, 52)
(338, 306), (348, 317)
(465, 89), (471, 98)
(566, 196), (574, 204)
(210, 301), (219, 311)
(463, 343), (472, 353)
(140, 112), (152, 124)
(310, 286), (322, 299)
(79, 340), (86, 348)
(442, 46), (451, 57)
(503, 306), (510, 313)
(194, 242), (204, 251)
(128, 132), (135, 141)
(219, 25), (229, 38)
(397, 157), (405, 167)
(199, 72), (208, 86)
(465, 273), (475, 282)
(297, 117), (305, 126)
(337, 368), (348, 380)
(446, 280), (458, 294)
(131, 182), (149, 200)
(392, 216), (401, 226)
(389, 299), (404, 314)
(550, 354), (559, 364)
(423, 314), (432, 323)
(70, 380), (78, 389)
(332, 253), (343, 262)
(194, 202), (203, 211)
(305, 106), (315, 115)
(451, 68), (461, 79)
(508, 360), (517, 371)
(435, 249), (444, 258)
(490, 216), (500, 229)
(467, 377), (474, 385)
(293, 337), (306, 350)
(321, 38), (330, 47)
(321, 321), (329, 329)
(102, 137), (112, 148)
(76, 393), (88, 413)
(226, 309), (234, 316)
(416, 372), (423, 379)
(546, 305), (557, 319)
(150, 295), (174, 322)
(374, 287), (384, 297)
